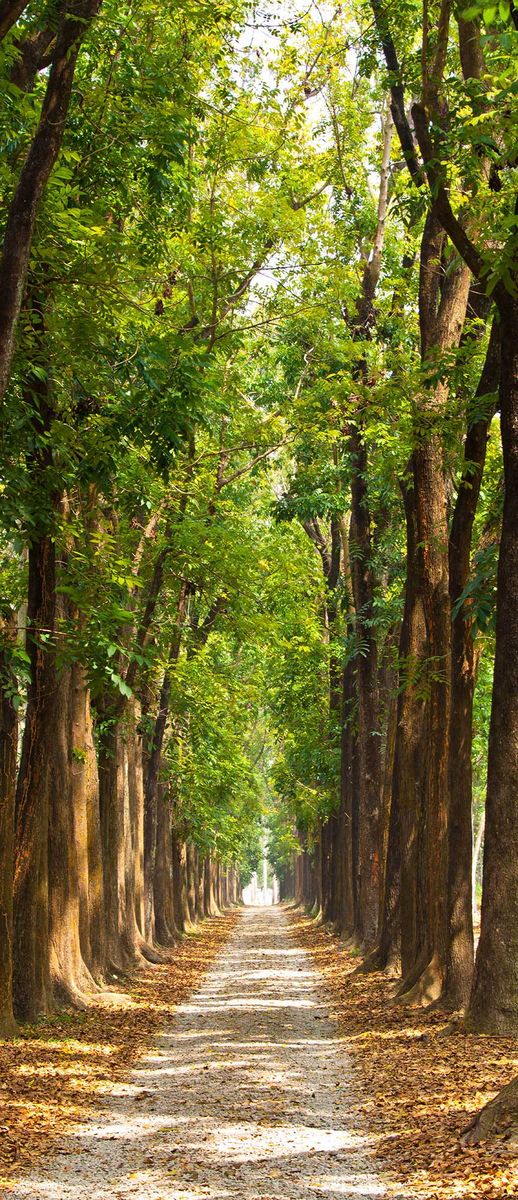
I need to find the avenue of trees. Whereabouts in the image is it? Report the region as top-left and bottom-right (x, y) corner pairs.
(0, 0), (516, 1138)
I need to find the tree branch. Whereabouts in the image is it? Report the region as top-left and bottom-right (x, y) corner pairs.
(369, 0), (423, 185)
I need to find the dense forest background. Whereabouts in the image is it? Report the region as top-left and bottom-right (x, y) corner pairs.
(0, 0), (517, 1142)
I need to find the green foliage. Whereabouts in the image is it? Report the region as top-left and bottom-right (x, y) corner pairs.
(0, 0), (507, 879)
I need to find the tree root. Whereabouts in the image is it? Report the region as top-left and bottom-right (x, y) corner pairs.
(461, 1076), (518, 1149)
(395, 953), (443, 1007)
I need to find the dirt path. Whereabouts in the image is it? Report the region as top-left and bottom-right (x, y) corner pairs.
(9, 907), (385, 1200)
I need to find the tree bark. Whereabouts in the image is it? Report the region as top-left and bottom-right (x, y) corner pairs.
(97, 722), (129, 973)
(0, 613), (18, 1035)
(467, 293), (518, 1033)
(85, 690), (105, 980)
(171, 832), (185, 934)
(337, 659), (356, 936)
(0, 0), (102, 401)
(186, 842), (197, 923)
(48, 647), (97, 1007)
(0, 0), (30, 41)
(444, 317), (500, 1009)
(462, 1076), (518, 1147)
(372, 690), (401, 970)
(349, 426), (382, 948)
(398, 216), (471, 1005)
(205, 855), (219, 915)
(144, 581), (189, 941)
(127, 700), (145, 941)
(394, 479), (429, 988)
(70, 662), (93, 973)
(194, 849), (204, 920)
(153, 784), (177, 945)
(14, 534), (55, 1019)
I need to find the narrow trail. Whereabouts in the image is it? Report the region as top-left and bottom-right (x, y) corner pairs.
(10, 908), (385, 1199)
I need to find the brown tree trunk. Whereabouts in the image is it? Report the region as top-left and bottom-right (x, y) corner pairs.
(97, 722), (133, 973)
(13, 534), (55, 1019)
(337, 659), (356, 937)
(171, 832), (185, 934)
(0, 613), (18, 1035)
(153, 784), (177, 945)
(0, 0), (103, 400)
(48, 649), (97, 1007)
(186, 842), (197, 923)
(144, 583), (188, 941)
(412, 427), (452, 997)
(395, 480), (429, 989)
(85, 691), (105, 980)
(194, 850), (204, 920)
(123, 717), (156, 963)
(294, 852), (302, 906)
(444, 318), (499, 1009)
(0, 0), (30, 41)
(127, 700), (145, 941)
(462, 1075), (518, 1148)
(143, 677), (169, 940)
(206, 855), (219, 915)
(399, 218), (471, 1004)
(321, 818), (333, 922)
(70, 662), (93, 973)
(349, 426), (382, 948)
(373, 690), (401, 970)
(467, 294), (518, 1033)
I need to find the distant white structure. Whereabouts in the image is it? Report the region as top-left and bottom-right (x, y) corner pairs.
(242, 872), (277, 905)
(242, 843), (278, 905)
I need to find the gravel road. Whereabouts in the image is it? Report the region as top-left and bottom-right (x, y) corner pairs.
(9, 906), (386, 1200)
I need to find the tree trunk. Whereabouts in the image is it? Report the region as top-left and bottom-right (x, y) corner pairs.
(0, 613), (18, 1035)
(321, 818), (333, 922)
(186, 842), (197, 923)
(153, 784), (176, 945)
(144, 583), (188, 941)
(123, 717), (156, 963)
(172, 832), (185, 934)
(0, 0), (103, 401)
(444, 318), (499, 1009)
(215, 860), (222, 912)
(194, 850), (204, 920)
(70, 662), (93, 973)
(337, 659), (356, 936)
(85, 691), (105, 980)
(399, 219), (471, 1004)
(97, 722), (132, 974)
(462, 1076), (518, 1148)
(13, 534), (55, 1019)
(412, 430), (451, 997)
(349, 426), (382, 949)
(395, 480), (429, 988)
(206, 855), (219, 916)
(467, 294), (518, 1033)
(373, 690), (401, 970)
(127, 700), (145, 941)
(48, 651), (97, 1007)
(0, 0), (30, 42)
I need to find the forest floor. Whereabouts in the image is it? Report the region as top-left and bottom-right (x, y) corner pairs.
(290, 911), (518, 1200)
(1, 908), (517, 1200)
